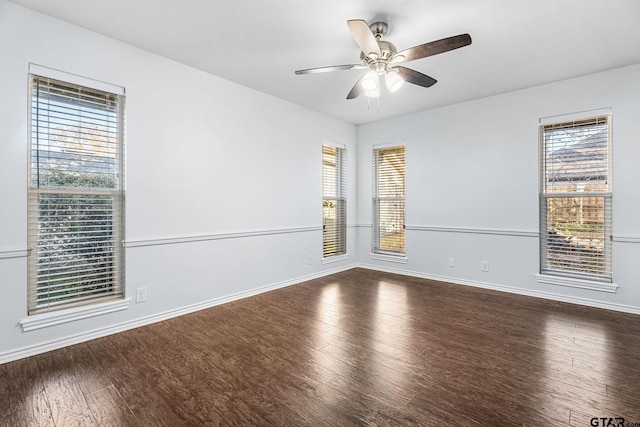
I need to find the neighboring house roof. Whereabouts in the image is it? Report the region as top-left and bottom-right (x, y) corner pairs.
(547, 129), (607, 184)
(34, 149), (116, 177)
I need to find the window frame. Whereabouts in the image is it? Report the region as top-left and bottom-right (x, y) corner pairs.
(371, 144), (406, 260)
(537, 110), (616, 291)
(26, 68), (126, 315)
(322, 144), (347, 260)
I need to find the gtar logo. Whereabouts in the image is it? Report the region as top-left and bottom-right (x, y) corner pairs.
(590, 418), (625, 427)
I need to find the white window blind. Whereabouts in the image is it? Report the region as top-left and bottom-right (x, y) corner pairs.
(28, 74), (125, 314)
(540, 115), (612, 282)
(372, 145), (405, 255)
(322, 145), (346, 257)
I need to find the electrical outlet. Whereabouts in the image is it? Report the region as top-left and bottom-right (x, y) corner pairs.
(448, 257), (455, 268)
(481, 260), (489, 272)
(308, 254), (314, 265)
(136, 287), (147, 303)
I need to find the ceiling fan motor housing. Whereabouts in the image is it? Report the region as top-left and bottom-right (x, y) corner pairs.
(369, 21), (388, 38)
(361, 40), (398, 72)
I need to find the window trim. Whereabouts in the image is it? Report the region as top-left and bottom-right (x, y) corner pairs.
(27, 66), (127, 315)
(534, 274), (618, 293)
(19, 297), (132, 332)
(371, 143), (406, 258)
(537, 109), (616, 292)
(29, 63), (125, 96)
(322, 143), (347, 260)
(321, 254), (349, 265)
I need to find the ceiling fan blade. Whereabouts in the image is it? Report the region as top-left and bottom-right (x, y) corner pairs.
(346, 74), (366, 99)
(347, 19), (381, 58)
(395, 66), (437, 88)
(395, 33), (472, 63)
(295, 64), (367, 75)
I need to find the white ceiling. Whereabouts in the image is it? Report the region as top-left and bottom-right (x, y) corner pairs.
(9, 0), (640, 125)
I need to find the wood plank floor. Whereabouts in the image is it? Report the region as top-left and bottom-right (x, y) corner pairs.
(2, 268), (640, 426)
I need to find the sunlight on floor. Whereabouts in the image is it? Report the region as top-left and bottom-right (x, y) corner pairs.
(313, 283), (344, 404)
(543, 315), (609, 421)
(372, 281), (411, 394)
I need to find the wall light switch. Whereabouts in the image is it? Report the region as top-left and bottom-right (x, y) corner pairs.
(136, 287), (147, 303)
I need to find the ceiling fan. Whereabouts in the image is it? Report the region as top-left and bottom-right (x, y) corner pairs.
(295, 20), (472, 99)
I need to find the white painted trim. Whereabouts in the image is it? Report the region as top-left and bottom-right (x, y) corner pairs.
(29, 63), (125, 95)
(406, 225), (538, 238)
(373, 141), (405, 149)
(20, 299), (132, 332)
(322, 254), (350, 264)
(361, 225), (640, 241)
(613, 235), (640, 243)
(0, 264), (356, 364)
(323, 141), (346, 149)
(0, 248), (30, 260)
(369, 253), (408, 264)
(539, 107), (612, 125)
(125, 226), (322, 248)
(356, 263), (640, 316)
(535, 274), (618, 293)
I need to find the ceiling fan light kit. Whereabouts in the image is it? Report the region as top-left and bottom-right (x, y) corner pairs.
(385, 69), (404, 93)
(361, 70), (379, 91)
(364, 85), (381, 99)
(295, 19), (472, 102)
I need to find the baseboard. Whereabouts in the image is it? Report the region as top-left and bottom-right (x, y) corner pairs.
(356, 262), (640, 316)
(5, 260), (637, 364)
(0, 263), (357, 364)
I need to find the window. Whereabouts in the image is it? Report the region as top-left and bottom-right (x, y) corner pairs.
(372, 145), (405, 256)
(322, 144), (346, 258)
(27, 73), (125, 314)
(540, 114), (612, 283)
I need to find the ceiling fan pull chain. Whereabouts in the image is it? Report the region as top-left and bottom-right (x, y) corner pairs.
(366, 94), (381, 112)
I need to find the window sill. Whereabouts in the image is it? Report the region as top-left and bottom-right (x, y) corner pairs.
(369, 252), (408, 264)
(535, 274), (618, 293)
(20, 298), (132, 332)
(322, 254), (349, 265)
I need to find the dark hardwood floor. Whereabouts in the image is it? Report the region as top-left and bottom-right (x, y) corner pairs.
(2, 268), (640, 426)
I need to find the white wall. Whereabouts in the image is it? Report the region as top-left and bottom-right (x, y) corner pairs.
(356, 63), (640, 312)
(0, 0), (357, 361)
